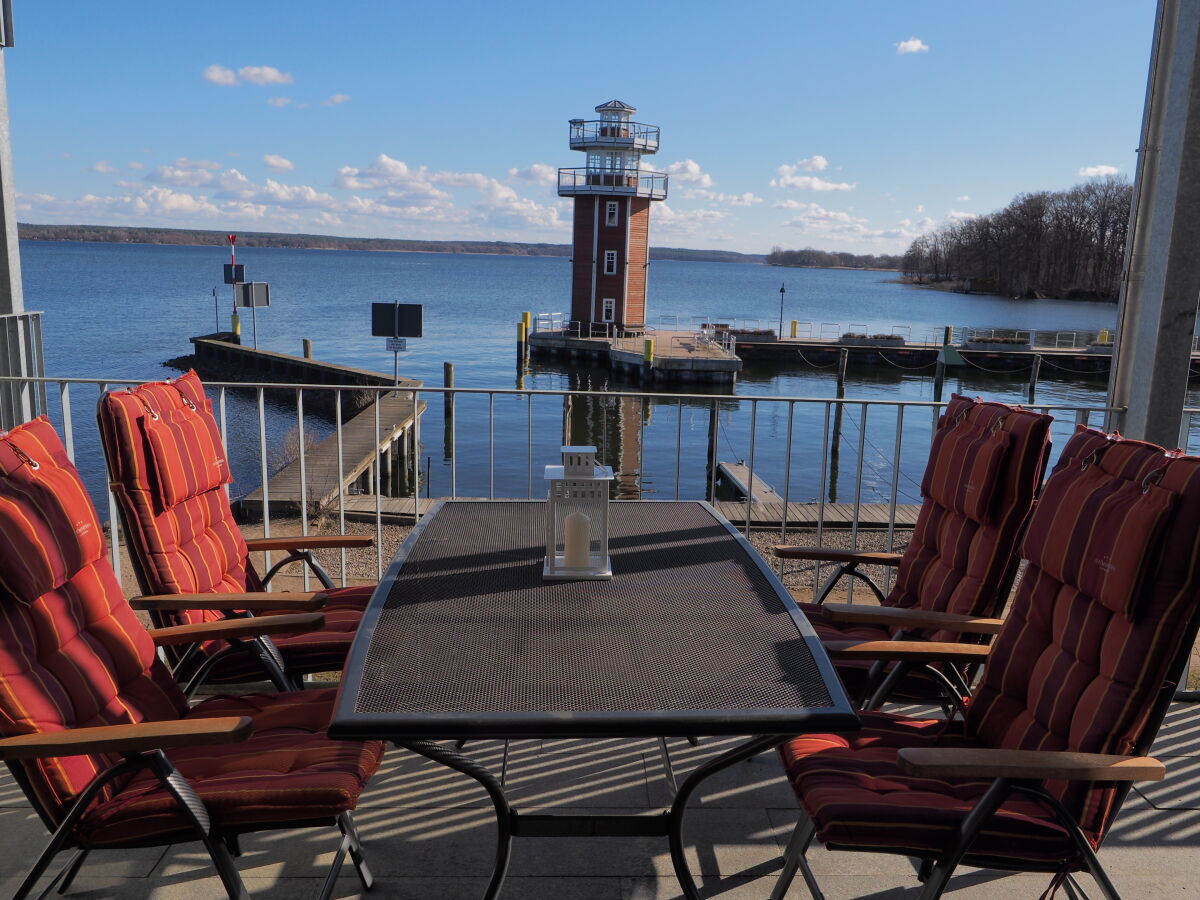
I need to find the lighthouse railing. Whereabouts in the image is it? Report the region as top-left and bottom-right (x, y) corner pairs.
(569, 119), (660, 151)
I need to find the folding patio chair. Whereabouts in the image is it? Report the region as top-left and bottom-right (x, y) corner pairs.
(0, 416), (383, 900)
(770, 425), (1200, 900)
(97, 370), (376, 690)
(775, 394), (1053, 709)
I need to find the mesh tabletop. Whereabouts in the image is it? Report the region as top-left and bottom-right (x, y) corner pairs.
(332, 501), (857, 739)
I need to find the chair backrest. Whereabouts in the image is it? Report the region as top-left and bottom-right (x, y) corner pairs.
(0, 417), (186, 825)
(98, 370), (253, 628)
(885, 394), (1053, 638)
(968, 426), (1200, 842)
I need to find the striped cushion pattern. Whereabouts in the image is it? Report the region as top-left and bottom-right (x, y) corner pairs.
(98, 371), (250, 621)
(144, 399), (232, 509)
(783, 430), (1200, 867)
(885, 395), (1053, 641)
(75, 688), (384, 847)
(0, 418), (187, 822)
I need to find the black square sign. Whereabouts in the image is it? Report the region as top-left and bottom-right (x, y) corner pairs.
(372, 303), (423, 338)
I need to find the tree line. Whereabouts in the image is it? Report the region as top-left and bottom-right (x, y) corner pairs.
(767, 246), (902, 270)
(901, 176), (1132, 301)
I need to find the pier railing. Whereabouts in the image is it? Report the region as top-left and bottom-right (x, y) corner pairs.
(2, 375), (1125, 603)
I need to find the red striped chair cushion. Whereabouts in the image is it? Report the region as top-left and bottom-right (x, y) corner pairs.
(74, 688), (384, 847)
(0, 417), (105, 600)
(143, 398), (231, 510)
(920, 416), (1012, 523)
(0, 418), (187, 822)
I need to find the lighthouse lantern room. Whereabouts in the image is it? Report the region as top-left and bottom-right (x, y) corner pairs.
(558, 100), (667, 333)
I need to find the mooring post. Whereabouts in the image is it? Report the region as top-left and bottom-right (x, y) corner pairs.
(707, 400), (719, 502)
(517, 320), (527, 367)
(790, 319), (798, 339)
(836, 347), (849, 390)
(933, 325), (953, 403)
(302, 338), (313, 359)
(1028, 354), (1042, 405)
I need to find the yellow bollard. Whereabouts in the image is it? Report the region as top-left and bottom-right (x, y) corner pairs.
(522, 311), (532, 331)
(231, 312), (241, 336)
(1098, 328), (1110, 343)
(790, 319), (798, 339)
(643, 337), (655, 364)
(518, 321), (527, 343)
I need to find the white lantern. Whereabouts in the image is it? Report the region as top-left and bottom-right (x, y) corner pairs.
(544, 445), (614, 579)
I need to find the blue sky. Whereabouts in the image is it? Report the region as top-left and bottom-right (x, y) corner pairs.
(6, 1), (1154, 254)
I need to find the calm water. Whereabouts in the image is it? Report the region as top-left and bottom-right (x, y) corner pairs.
(23, 240), (1137, 508)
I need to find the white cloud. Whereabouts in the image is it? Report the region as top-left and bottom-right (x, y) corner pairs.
(778, 201), (936, 245)
(1079, 164), (1119, 177)
(508, 163), (558, 187)
(664, 159), (713, 187)
(946, 209), (979, 222)
(175, 157), (221, 170)
(267, 97), (293, 108)
(238, 65), (293, 86)
(790, 155), (828, 172)
(895, 37), (930, 54)
(88, 161), (116, 174)
(650, 203), (727, 234)
(955, 194), (970, 202)
(263, 153), (295, 172)
(202, 64), (238, 86)
(149, 165), (215, 187)
(322, 93), (351, 106)
(682, 188), (763, 207)
(915, 204), (925, 213)
(127, 161), (146, 171)
(771, 161), (856, 191)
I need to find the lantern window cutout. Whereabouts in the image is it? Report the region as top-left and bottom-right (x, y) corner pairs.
(544, 445), (614, 580)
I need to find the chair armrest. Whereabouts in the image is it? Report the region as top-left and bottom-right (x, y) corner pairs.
(130, 592), (328, 612)
(0, 716), (253, 760)
(245, 535), (373, 552)
(898, 748), (1165, 782)
(824, 640), (991, 663)
(773, 546), (903, 566)
(821, 603), (1004, 636)
(147, 613), (325, 647)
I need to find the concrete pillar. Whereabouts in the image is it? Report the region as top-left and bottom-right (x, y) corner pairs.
(1108, 0), (1200, 445)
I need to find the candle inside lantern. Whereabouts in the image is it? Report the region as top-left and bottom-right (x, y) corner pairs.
(563, 511), (590, 568)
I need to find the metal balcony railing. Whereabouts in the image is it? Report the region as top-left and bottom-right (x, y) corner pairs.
(569, 119), (660, 152)
(1, 375), (1124, 605)
(557, 167), (668, 199)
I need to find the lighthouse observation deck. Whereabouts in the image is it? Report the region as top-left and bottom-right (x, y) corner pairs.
(557, 168), (668, 199)
(568, 119), (660, 153)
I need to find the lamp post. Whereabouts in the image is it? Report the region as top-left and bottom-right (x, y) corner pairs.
(778, 282), (786, 338)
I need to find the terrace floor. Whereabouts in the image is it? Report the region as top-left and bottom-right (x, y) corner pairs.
(3, 702), (1200, 899)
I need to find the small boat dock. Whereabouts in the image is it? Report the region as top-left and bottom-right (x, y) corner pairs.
(528, 328), (742, 384)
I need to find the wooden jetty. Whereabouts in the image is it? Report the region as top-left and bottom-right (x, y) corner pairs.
(716, 461), (784, 503)
(528, 329), (741, 384)
(240, 391), (426, 519)
(713, 500), (921, 528)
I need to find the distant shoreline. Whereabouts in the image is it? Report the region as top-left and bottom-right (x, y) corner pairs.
(16, 223), (766, 265)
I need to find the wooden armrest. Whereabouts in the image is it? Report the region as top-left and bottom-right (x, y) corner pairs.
(898, 748), (1165, 782)
(773, 546), (902, 566)
(245, 535), (373, 552)
(130, 592), (328, 612)
(824, 640), (991, 663)
(148, 612), (325, 646)
(0, 716), (252, 760)
(821, 603), (1004, 635)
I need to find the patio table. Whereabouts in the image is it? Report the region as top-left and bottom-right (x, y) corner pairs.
(330, 499), (859, 899)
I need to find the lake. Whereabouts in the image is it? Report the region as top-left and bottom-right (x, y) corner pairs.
(22, 240), (1137, 508)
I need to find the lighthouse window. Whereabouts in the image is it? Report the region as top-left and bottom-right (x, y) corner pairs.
(602, 299), (616, 322)
(604, 250), (618, 275)
(606, 202), (619, 226)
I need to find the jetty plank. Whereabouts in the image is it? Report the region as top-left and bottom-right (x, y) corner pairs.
(713, 500), (921, 528)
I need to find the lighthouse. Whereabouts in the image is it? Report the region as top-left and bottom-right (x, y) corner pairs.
(557, 100), (668, 333)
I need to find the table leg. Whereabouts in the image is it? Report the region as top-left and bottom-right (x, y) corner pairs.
(667, 735), (783, 900)
(400, 740), (514, 900)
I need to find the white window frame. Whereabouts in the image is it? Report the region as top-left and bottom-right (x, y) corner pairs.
(605, 201), (619, 227)
(601, 298), (616, 322)
(604, 250), (618, 275)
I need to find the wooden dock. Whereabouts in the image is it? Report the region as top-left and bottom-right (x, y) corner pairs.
(240, 391), (426, 519)
(716, 461), (784, 503)
(713, 500), (921, 528)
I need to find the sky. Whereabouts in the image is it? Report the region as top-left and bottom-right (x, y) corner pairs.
(4, 1), (1156, 255)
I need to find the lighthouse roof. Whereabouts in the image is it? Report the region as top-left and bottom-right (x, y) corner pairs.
(595, 99), (636, 114)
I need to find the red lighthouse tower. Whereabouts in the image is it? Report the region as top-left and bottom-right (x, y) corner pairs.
(558, 100), (668, 333)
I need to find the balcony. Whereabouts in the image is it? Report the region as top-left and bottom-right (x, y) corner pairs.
(557, 167), (668, 199)
(569, 118), (660, 152)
